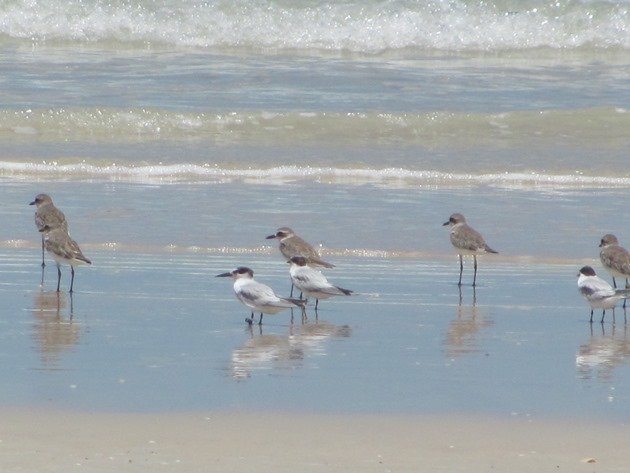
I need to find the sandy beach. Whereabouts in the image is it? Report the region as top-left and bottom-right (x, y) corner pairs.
(2, 409), (629, 472)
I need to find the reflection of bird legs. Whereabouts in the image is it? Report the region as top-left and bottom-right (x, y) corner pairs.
(40, 263), (45, 287)
(294, 306), (306, 324)
(457, 285), (477, 306)
(69, 291), (74, 321)
(69, 266), (77, 293)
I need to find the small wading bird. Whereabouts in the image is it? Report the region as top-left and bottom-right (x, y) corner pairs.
(30, 194), (68, 267)
(266, 227), (335, 296)
(266, 227), (334, 268)
(599, 234), (630, 308)
(288, 256), (352, 311)
(216, 267), (306, 325)
(577, 266), (630, 323)
(443, 213), (498, 287)
(44, 227), (92, 293)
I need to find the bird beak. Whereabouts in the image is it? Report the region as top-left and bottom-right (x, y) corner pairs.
(29, 201), (36, 206)
(216, 272), (232, 278)
(598, 242), (604, 248)
(442, 221), (450, 226)
(265, 234), (277, 240)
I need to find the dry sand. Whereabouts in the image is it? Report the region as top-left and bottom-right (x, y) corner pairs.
(1, 409), (628, 472)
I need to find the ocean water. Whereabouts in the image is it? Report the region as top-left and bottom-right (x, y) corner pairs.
(0, 0), (629, 419)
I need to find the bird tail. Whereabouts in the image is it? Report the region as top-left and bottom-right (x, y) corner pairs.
(336, 287), (353, 296)
(77, 255), (92, 265)
(485, 245), (498, 254)
(311, 257), (335, 269)
(614, 288), (630, 297)
(285, 297), (307, 307)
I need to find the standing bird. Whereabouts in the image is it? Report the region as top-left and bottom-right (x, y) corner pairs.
(443, 213), (498, 287)
(44, 227), (92, 293)
(577, 266), (630, 323)
(266, 227), (334, 268)
(288, 256), (352, 311)
(30, 194), (68, 267)
(216, 267), (306, 325)
(599, 234), (630, 309)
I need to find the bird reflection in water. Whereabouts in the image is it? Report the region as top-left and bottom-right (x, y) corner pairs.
(230, 319), (351, 380)
(576, 323), (630, 382)
(444, 287), (493, 358)
(31, 290), (82, 370)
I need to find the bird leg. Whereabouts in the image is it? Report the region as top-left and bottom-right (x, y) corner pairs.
(56, 263), (61, 292)
(458, 254), (463, 286)
(69, 266), (75, 293)
(473, 255), (478, 287)
(41, 235), (46, 268)
(589, 309), (594, 323)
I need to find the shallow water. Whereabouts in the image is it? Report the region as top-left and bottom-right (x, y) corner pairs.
(1, 0), (629, 421)
(2, 247), (630, 420)
(1, 182), (630, 421)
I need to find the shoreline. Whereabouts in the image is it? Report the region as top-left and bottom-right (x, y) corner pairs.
(0, 240), (602, 266)
(1, 409), (628, 472)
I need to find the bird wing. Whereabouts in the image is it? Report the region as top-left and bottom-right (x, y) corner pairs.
(291, 267), (329, 291)
(36, 206), (67, 232)
(281, 237), (334, 268)
(601, 246), (630, 276)
(579, 276), (616, 299)
(292, 267), (350, 296)
(281, 236), (317, 258)
(45, 232), (90, 264)
(452, 225), (487, 252)
(236, 280), (295, 309)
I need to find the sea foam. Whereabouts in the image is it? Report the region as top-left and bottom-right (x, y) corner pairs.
(2, 161), (629, 189)
(0, 0), (628, 52)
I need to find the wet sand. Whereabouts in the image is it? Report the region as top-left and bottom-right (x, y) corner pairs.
(2, 409), (628, 472)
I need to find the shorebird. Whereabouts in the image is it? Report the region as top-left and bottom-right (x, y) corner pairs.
(30, 194), (68, 267)
(266, 227), (334, 268)
(443, 213), (498, 287)
(599, 234), (630, 308)
(44, 227), (91, 293)
(577, 266), (630, 323)
(216, 267), (306, 325)
(288, 256), (352, 311)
